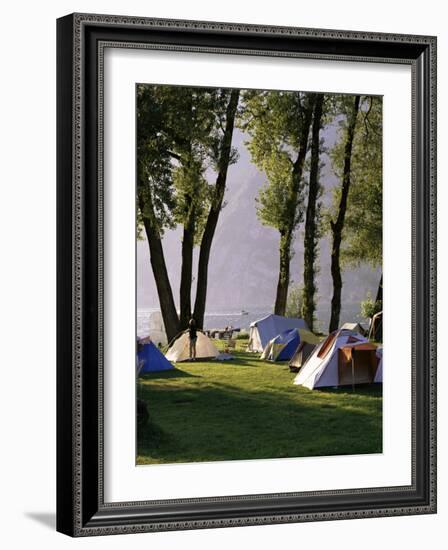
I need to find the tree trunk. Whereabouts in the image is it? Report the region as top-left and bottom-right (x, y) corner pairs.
(193, 89), (240, 328)
(329, 95), (361, 333)
(303, 94), (324, 331)
(329, 239), (343, 333)
(274, 93), (315, 317)
(274, 228), (293, 315)
(138, 192), (180, 342)
(179, 216), (195, 330)
(375, 273), (383, 304)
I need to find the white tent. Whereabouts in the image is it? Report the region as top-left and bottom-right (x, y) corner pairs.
(294, 329), (379, 389)
(374, 347), (383, 383)
(165, 332), (219, 363)
(148, 310), (168, 346)
(248, 314), (309, 353)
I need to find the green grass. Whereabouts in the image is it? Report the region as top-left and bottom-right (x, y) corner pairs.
(137, 339), (382, 465)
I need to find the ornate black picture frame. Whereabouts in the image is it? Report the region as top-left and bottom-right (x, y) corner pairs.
(56, 13), (437, 537)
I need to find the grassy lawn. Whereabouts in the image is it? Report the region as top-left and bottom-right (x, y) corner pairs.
(137, 339), (382, 465)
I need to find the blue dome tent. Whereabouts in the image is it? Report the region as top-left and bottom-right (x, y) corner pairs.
(274, 329), (301, 361)
(261, 328), (320, 362)
(138, 340), (174, 374)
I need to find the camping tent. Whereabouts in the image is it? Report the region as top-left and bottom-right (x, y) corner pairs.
(165, 331), (219, 362)
(248, 314), (309, 353)
(148, 310), (168, 346)
(261, 328), (299, 361)
(261, 328), (320, 362)
(294, 329), (379, 389)
(341, 322), (366, 336)
(137, 340), (173, 374)
(374, 347), (383, 383)
(368, 311), (383, 341)
(289, 342), (317, 371)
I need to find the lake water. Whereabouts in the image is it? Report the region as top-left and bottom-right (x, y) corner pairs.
(137, 307), (269, 337)
(137, 303), (367, 338)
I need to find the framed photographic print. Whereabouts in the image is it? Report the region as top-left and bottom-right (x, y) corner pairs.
(56, 13), (437, 536)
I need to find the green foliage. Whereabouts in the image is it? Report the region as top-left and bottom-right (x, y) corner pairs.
(136, 85), (240, 239)
(360, 293), (383, 319)
(137, 85), (176, 235)
(255, 153), (296, 230)
(240, 91), (313, 232)
(171, 156), (210, 244)
(328, 96), (383, 267)
(285, 283), (305, 319)
(343, 96), (382, 266)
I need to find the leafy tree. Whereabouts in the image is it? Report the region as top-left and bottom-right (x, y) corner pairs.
(341, 96), (382, 266)
(137, 85), (179, 341)
(193, 88), (240, 328)
(302, 94), (325, 331)
(328, 95), (361, 332)
(327, 95), (383, 332)
(342, 96), (383, 309)
(241, 91), (316, 316)
(285, 283), (305, 319)
(137, 85), (240, 335)
(360, 293), (382, 319)
(151, 86), (222, 329)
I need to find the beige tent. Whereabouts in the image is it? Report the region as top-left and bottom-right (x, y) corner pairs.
(165, 332), (219, 363)
(341, 322), (366, 336)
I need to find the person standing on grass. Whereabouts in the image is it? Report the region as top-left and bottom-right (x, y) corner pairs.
(188, 318), (197, 361)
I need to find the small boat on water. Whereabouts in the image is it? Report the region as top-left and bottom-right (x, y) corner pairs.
(241, 310), (249, 316)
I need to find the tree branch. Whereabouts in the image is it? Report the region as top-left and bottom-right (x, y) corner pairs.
(167, 150), (182, 161)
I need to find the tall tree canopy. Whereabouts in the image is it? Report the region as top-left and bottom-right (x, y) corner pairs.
(137, 85), (179, 341)
(327, 94), (382, 332)
(341, 95), (383, 315)
(302, 94), (325, 331)
(241, 90), (315, 316)
(193, 88), (240, 328)
(340, 96), (383, 268)
(137, 85), (240, 337)
(328, 94), (361, 332)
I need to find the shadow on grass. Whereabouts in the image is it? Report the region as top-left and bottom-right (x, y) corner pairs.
(137, 381), (382, 464)
(211, 352), (282, 367)
(137, 417), (171, 448)
(139, 368), (199, 380)
(213, 357), (259, 367)
(316, 384), (383, 398)
(164, 353), (270, 368)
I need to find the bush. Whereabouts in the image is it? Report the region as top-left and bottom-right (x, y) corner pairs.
(360, 294), (382, 319)
(286, 283), (305, 319)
